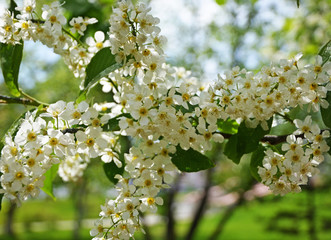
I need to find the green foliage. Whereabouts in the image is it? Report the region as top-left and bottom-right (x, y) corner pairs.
(224, 118), (272, 164)
(102, 114), (131, 132)
(269, 122), (296, 136)
(296, 0), (300, 8)
(9, 0), (19, 17)
(321, 91), (331, 129)
(103, 136), (127, 184)
(77, 47), (121, 103)
(250, 144), (265, 181)
(0, 109), (32, 151)
(41, 164), (60, 200)
(0, 42), (24, 97)
(318, 40), (331, 65)
(215, 0), (227, 5)
(170, 146), (215, 172)
(217, 118), (239, 134)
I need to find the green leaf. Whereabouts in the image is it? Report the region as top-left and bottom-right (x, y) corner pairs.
(0, 109), (33, 151)
(217, 118), (239, 134)
(318, 40), (331, 65)
(216, 0), (227, 5)
(9, 0), (19, 17)
(102, 114), (131, 132)
(289, 104), (327, 129)
(170, 146), (215, 172)
(103, 161), (124, 185)
(0, 192), (3, 211)
(296, 0), (300, 8)
(269, 122), (296, 136)
(321, 91), (331, 129)
(41, 164), (59, 200)
(103, 136), (127, 184)
(250, 144), (265, 181)
(224, 118), (272, 164)
(0, 42), (24, 97)
(77, 47), (121, 101)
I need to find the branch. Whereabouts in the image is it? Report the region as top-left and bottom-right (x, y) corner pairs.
(0, 94), (41, 106)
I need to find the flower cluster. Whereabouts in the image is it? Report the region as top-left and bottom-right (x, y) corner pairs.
(258, 116), (330, 195)
(0, 100), (121, 204)
(0, 0), (102, 78)
(1, 0), (331, 239)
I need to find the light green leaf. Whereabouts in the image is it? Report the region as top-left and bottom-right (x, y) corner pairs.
(41, 164), (59, 200)
(0, 42), (24, 97)
(269, 122), (296, 136)
(250, 144), (265, 182)
(216, 0), (227, 5)
(217, 118), (239, 134)
(0, 109), (33, 152)
(170, 146), (215, 172)
(318, 40), (331, 65)
(77, 47), (121, 101)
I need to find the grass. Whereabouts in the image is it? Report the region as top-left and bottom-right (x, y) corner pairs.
(0, 188), (331, 240)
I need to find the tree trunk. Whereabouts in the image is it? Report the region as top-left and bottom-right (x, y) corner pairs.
(166, 174), (181, 240)
(4, 201), (16, 239)
(307, 180), (317, 240)
(73, 177), (87, 240)
(185, 168), (213, 240)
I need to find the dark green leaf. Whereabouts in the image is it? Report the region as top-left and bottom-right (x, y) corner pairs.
(224, 118), (272, 164)
(78, 47), (121, 101)
(318, 40), (331, 65)
(0, 42), (24, 97)
(170, 146), (215, 172)
(296, 0), (300, 8)
(103, 161), (124, 185)
(217, 118), (239, 134)
(9, 0), (19, 17)
(103, 136), (127, 184)
(41, 164), (59, 200)
(321, 91), (331, 129)
(325, 136), (331, 155)
(102, 114), (131, 132)
(0, 192), (3, 211)
(250, 144), (265, 181)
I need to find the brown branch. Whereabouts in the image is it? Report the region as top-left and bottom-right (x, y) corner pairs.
(0, 94), (41, 107)
(220, 132), (327, 145)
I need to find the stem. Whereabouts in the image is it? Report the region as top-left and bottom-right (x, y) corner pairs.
(109, 78), (119, 92)
(62, 27), (87, 48)
(20, 90), (49, 106)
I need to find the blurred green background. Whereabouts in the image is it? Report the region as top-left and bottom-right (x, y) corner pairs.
(1, 0), (331, 239)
